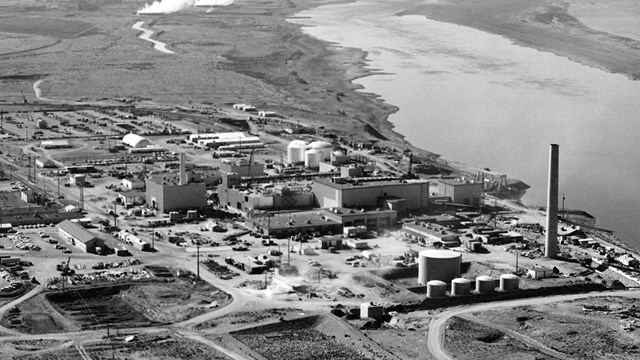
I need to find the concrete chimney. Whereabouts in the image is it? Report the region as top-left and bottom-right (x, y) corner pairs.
(179, 153), (187, 185)
(545, 144), (559, 258)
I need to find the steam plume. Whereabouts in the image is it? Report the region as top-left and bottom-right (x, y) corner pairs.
(137, 0), (233, 14)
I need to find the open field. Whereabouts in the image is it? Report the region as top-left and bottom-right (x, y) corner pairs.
(231, 314), (397, 360)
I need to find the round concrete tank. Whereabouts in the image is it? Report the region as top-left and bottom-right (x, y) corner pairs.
(304, 149), (323, 168)
(308, 140), (333, 161)
(451, 278), (471, 296)
(418, 250), (462, 285)
(476, 276), (496, 294)
(499, 274), (520, 291)
(287, 140), (308, 164)
(426, 280), (447, 298)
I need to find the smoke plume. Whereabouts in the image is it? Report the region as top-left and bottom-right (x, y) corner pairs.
(137, 0), (233, 15)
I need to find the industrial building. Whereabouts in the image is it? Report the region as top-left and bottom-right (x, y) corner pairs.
(323, 207), (397, 230)
(35, 158), (57, 168)
(40, 140), (72, 149)
(400, 222), (461, 248)
(433, 178), (483, 207)
(219, 159), (265, 177)
(57, 220), (104, 253)
(189, 132), (264, 150)
(0, 206), (81, 226)
(250, 210), (342, 238)
(312, 177), (430, 214)
(122, 178), (146, 190)
(219, 173), (315, 213)
(121, 133), (152, 148)
(145, 153), (207, 213)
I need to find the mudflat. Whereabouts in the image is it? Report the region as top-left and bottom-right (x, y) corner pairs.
(401, 0), (640, 80)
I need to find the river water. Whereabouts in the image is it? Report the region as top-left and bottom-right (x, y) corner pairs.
(289, 0), (640, 250)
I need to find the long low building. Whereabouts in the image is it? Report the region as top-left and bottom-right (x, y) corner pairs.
(57, 220), (104, 253)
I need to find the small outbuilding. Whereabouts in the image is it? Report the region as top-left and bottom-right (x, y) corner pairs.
(527, 266), (554, 280)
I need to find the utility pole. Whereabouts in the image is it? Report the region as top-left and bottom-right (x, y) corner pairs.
(57, 174), (60, 198)
(0, 108), (4, 132)
(562, 193), (566, 221)
(196, 241), (201, 280)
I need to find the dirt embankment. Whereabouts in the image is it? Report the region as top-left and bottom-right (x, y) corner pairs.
(400, 0), (640, 80)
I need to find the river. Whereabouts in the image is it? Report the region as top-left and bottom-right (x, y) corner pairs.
(289, 0), (640, 250)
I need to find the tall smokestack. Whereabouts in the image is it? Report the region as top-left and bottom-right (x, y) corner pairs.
(179, 153), (187, 185)
(545, 144), (559, 258)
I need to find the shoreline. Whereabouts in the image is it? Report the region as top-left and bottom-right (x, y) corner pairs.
(286, 0), (640, 255)
(399, 0), (640, 81)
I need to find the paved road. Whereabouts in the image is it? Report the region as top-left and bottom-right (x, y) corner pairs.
(427, 290), (640, 360)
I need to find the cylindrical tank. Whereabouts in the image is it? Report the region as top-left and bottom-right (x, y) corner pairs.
(499, 274), (520, 291)
(426, 280), (447, 298)
(308, 140), (333, 161)
(418, 250), (462, 285)
(304, 149), (323, 168)
(287, 140), (308, 164)
(451, 278), (471, 296)
(476, 275), (496, 294)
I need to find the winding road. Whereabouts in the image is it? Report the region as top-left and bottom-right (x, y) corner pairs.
(131, 21), (174, 54)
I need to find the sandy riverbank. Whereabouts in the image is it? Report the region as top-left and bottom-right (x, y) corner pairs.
(400, 0), (640, 80)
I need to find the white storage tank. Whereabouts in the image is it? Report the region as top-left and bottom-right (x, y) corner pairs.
(287, 140), (308, 164)
(451, 278), (471, 296)
(304, 149), (323, 168)
(499, 274), (520, 291)
(418, 249), (462, 285)
(475, 275), (496, 294)
(426, 280), (447, 298)
(308, 140), (333, 161)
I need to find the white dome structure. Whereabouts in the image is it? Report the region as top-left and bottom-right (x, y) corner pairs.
(287, 140), (308, 164)
(122, 134), (151, 148)
(308, 140), (333, 160)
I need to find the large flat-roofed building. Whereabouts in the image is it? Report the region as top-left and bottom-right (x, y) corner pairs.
(401, 221), (461, 248)
(57, 220), (104, 253)
(145, 177), (207, 213)
(323, 207), (397, 230)
(435, 178), (483, 207)
(312, 177), (429, 214)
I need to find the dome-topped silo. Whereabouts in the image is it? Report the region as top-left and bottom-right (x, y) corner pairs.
(287, 140), (308, 164)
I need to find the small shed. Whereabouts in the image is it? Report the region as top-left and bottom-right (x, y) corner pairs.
(527, 266), (554, 280)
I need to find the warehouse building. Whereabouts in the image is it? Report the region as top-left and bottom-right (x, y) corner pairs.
(312, 177), (430, 214)
(57, 220), (104, 253)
